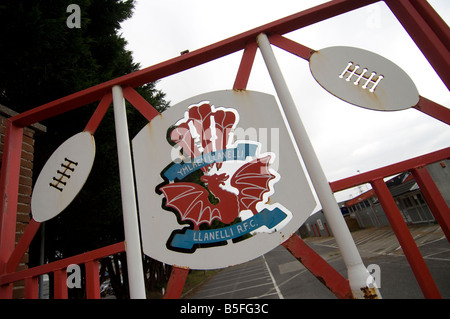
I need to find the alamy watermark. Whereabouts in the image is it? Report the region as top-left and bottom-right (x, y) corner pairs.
(67, 264), (81, 289)
(367, 264), (381, 288)
(66, 4), (81, 29)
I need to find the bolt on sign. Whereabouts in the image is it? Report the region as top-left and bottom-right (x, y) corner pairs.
(132, 90), (316, 269)
(309, 46), (419, 111)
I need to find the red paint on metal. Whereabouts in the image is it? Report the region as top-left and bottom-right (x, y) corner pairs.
(315, 224), (321, 237)
(84, 92), (113, 134)
(163, 266), (190, 299)
(385, 0), (450, 90)
(330, 147), (450, 192)
(6, 219), (40, 273)
(411, 167), (450, 242)
(312, 224), (318, 237)
(414, 96), (450, 126)
(122, 86), (160, 122)
(85, 260), (101, 299)
(269, 34), (315, 60)
(282, 234), (353, 299)
(345, 189), (376, 206)
(25, 276), (39, 299)
(9, 0), (377, 128)
(0, 242), (125, 292)
(233, 41), (258, 90)
(0, 121), (23, 299)
(11, 88), (112, 128)
(371, 178), (441, 299)
(406, 0), (450, 52)
(54, 268), (68, 299)
(0, 121), (24, 269)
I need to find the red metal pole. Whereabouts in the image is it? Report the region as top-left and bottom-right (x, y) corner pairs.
(411, 166), (450, 242)
(282, 234), (353, 299)
(413, 96), (450, 126)
(85, 260), (101, 299)
(122, 86), (159, 122)
(0, 120), (23, 299)
(312, 225), (318, 237)
(10, 0), (379, 128)
(84, 93), (112, 134)
(384, 0), (450, 90)
(53, 268), (68, 299)
(163, 266), (190, 299)
(316, 224), (322, 237)
(330, 147), (450, 193)
(6, 219), (40, 273)
(371, 178), (441, 298)
(24, 276), (39, 299)
(269, 34), (315, 60)
(233, 41), (258, 91)
(407, 0), (450, 51)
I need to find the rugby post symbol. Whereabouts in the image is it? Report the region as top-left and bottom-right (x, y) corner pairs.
(31, 132), (95, 222)
(309, 46), (420, 111)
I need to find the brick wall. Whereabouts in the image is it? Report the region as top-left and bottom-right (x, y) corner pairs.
(0, 104), (46, 298)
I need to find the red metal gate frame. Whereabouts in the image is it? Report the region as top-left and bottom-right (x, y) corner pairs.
(0, 0), (449, 299)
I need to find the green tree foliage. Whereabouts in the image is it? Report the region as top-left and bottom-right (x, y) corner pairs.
(0, 1), (171, 298)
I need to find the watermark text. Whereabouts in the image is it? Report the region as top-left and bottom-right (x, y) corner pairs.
(66, 4), (81, 29)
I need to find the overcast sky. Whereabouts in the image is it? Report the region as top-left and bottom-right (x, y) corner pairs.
(120, 0), (450, 204)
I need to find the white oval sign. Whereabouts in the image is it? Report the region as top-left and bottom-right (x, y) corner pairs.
(132, 90), (316, 270)
(309, 46), (419, 111)
(31, 132), (95, 222)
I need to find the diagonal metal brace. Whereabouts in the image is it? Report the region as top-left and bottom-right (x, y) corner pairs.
(282, 233), (353, 299)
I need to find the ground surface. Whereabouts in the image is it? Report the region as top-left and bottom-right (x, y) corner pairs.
(190, 224), (450, 299)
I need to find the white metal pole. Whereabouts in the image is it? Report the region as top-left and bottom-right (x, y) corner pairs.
(257, 33), (380, 299)
(112, 85), (147, 299)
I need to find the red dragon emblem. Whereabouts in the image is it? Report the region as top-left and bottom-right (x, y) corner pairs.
(159, 156), (275, 228)
(157, 102), (288, 252)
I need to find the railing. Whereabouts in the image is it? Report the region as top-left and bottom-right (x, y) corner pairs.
(1, 148), (448, 299)
(329, 147), (450, 299)
(0, 241), (124, 299)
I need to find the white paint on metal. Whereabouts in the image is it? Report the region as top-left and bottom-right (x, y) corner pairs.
(257, 33), (381, 299)
(31, 131), (95, 222)
(112, 85), (147, 299)
(310, 46), (419, 111)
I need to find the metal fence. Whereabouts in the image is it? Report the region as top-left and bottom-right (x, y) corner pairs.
(0, 0), (448, 299)
(302, 155), (448, 236)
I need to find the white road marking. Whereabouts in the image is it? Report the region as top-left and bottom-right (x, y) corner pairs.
(199, 275), (271, 294)
(201, 282), (273, 298)
(422, 248), (450, 261)
(262, 255), (284, 299)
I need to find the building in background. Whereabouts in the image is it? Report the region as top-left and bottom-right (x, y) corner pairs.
(299, 160), (449, 238)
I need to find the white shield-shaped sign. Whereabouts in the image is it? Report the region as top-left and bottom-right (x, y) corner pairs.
(132, 90), (315, 269)
(309, 46), (419, 111)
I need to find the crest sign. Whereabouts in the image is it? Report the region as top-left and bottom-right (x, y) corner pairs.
(132, 90), (315, 269)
